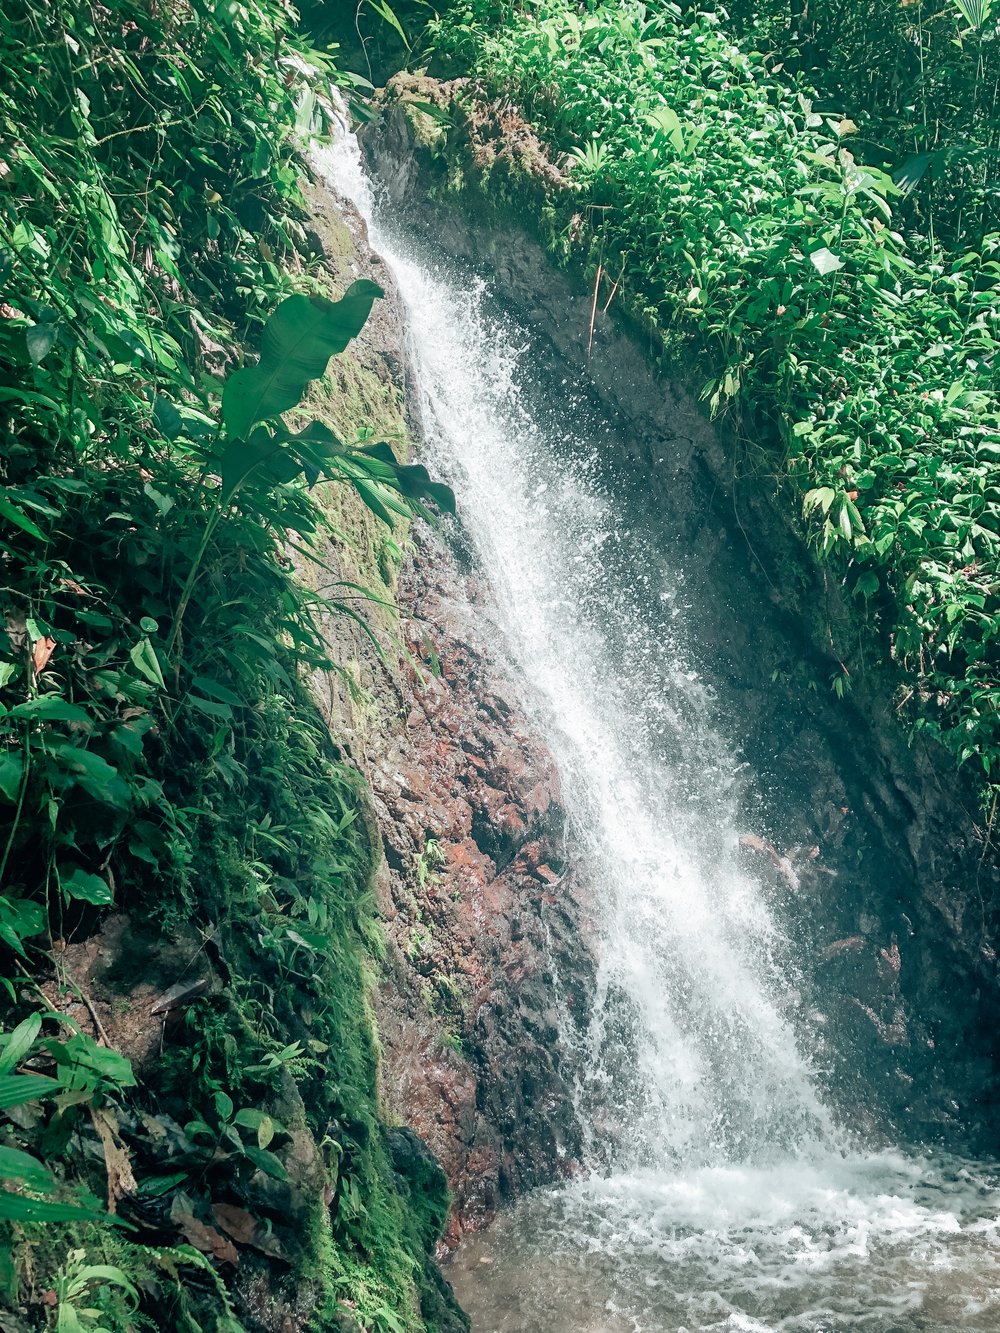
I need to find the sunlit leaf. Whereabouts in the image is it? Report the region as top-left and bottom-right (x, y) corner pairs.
(25, 321), (57, 365)
(809, 247), (844, 275)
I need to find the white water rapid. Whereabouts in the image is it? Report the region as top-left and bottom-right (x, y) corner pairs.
(316, 123), (1000, 1332)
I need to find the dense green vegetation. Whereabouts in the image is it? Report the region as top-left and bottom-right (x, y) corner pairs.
(422, 0), (1000, 795)
(726, 0), (1000, 250)
(0, 1), (457, 1329)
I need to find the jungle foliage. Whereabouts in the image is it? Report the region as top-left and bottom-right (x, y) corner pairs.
(726, 0), (1000, 250)
(0, 0), (454, 1329)
(427, 0), (1000, 793)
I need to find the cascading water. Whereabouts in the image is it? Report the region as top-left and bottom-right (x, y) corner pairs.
(316, 123), (1000, 1331)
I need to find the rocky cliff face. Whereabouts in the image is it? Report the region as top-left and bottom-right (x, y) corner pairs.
(369, 537), (596, 1245)
(302, 162), (598, 1245)
(357, 80), (1000, 1153)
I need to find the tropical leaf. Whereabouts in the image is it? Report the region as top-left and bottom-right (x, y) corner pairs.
(950, 0), (993, 28)
(60, 866), (113, 906)
(221, 282), (383, 441)
(809, 247), (844, 275)
(367, 0), (411, 48)
(0, 1190), (105, 1223)
(0, 1073), (59, 1109)
(0, 1014), (42, 1075)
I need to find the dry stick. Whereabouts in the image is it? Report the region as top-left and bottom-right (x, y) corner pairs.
(57, 967), (112, 1047)
(586, 263), (604, 359)
(13, 957), (111, 1047)
(76, 986), (112, 1048)
(602, 262), (625, 316)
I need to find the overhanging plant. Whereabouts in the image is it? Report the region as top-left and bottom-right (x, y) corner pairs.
(166, 279), (456, 656)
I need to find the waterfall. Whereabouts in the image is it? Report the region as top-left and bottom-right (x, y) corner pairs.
(316, 122), (830, 1171)
(313, 119), (1000, 1333)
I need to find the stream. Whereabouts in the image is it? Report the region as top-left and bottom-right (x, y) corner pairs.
(316, 126), (1000, 1333)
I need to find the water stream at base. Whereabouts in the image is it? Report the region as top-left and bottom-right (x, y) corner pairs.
(316, 126), (1000, 1332)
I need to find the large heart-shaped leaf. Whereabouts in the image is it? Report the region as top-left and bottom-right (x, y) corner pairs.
(221, 281), (383, 442)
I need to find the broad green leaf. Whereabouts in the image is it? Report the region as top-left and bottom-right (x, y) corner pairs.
(129, 637), (165, 688)
(221, 282), (383, 442)
(25, 322), (57, 365)
(0, 1073), (59, 1110)
(0, 388), (60, 411)
(0, 1146), (53, 1190)
(57, 748), (129, 805)
(359, 441), (399, 466)
(233, 1107), (282, 1149)
(0, 898), (46, 956)
(185, 694), (233, 720)
(352, 479), (398, 526)
(213, 1090), (234, 1122)
(646, 104), (685, 152)
(66, 1263), (137, 1298)
(217, 427), (286, 503)
(46, 1033), (135, 1087)
(0, 496), (46, 541)
(134, 1171), (189, 1197)
(393, 464), (457, 515)
(803, 487), (837, 515)
(951, 0), (993, 28)
(0, 754), (23, 803)
(10, 696), (91, 724)
(243, 1145), (288, 1181)
(0, 1190), (105, 1223)
(191, 676), (242, 706)
(152, 395), (183, 440)
(0, 1014), (42, 1075)
(283, 420), (347, 487)
(61, 866), (113, 907)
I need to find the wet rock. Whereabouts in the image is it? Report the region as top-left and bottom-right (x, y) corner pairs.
(300, 156), (599, 1236)
(368, 530), (597, 1240)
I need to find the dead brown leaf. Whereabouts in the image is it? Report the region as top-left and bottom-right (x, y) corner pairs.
(31, 636), (56, 674)
(212, 1202), (284, 1258)
(89, 1106), (137, 1213)
(58, 578), (91, 597)
(174, 1211), (239, 1267)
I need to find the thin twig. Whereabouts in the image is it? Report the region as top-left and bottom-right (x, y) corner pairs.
(602, 261), (625, 315)
(77, 987), (111, 1047)
(586, 263), (603, 359)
